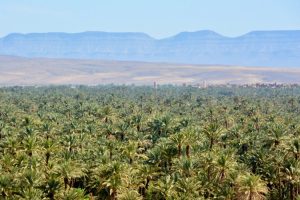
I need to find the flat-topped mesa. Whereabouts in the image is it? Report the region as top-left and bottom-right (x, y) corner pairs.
(3, 31), (154, 40)
(168, 30), (225, 40)
(239, 30), (300, 38)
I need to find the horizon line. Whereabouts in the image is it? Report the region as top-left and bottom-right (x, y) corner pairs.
(1, 29), (300, 40)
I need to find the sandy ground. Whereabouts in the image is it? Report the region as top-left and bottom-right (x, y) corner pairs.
(0, 55), (299, 85)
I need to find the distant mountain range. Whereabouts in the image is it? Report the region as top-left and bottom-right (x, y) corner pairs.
(0, 30), (300, 67)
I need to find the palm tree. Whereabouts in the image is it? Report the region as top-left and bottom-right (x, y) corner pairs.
(22, 135), (38, 157)
(41, 172), (61, 200)
(183, 128), (196, 158)
(116, 121), (130, 141)
(174, 157), (198, 178)
(282, 159), (300, 200)
(101, 106), (115, 124)
(41, 139), (58, 166)
(175, 177), (203, 200)
(236, 173), (268, 200)
(57, 160), (86, 190)
(17, 168), (43, 200)
(264, 123), (288, 149)
(151, 175), (177, 200)
(121, 141), (139, 164)
(101, 161), (125, 200)
(290, 138), (300, 160)
(58, 188), (88, 200)
(136, 164), (159, 197)
(170, 132), (186, 158)
(131, 114), (143, 132)
(203, 122), (223, 150)
(118, 189), (143, 200)
(215, 152), (237, 183)
(0, 173), (15, 197)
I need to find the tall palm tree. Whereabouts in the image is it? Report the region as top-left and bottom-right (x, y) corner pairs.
(236, 173), (268, 200)
(203, 122), (223, 150)
(175, 177), (203, 200)
(57, 160), (86, 190)
(151, 175), (177, 200)
(101, 161), (125, 200)
(170, 132), (186, 158)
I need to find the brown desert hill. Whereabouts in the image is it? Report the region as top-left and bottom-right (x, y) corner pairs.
(0, 55), (300, 86)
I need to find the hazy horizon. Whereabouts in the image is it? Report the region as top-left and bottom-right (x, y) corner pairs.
(2, 29), (300, 39)
(1, 0), (300, 38)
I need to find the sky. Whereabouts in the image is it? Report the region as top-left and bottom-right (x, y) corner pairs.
(0, 0), (300, 38)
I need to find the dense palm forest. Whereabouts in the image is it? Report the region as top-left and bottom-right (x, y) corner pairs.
(0, 85), (300, 200)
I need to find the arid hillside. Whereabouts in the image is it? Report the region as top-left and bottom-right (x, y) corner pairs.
(0, 55), (300, 85)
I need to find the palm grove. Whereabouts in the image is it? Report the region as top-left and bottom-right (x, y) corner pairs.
(0, 85), (300, 200)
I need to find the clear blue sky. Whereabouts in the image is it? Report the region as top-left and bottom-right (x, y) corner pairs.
(1, 0), (300, 38)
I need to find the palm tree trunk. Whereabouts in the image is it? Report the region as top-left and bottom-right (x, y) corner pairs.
(178, 144), (181, 158)
(89, 193), (95, 200)
(49, 192), (54, 200)
(137, 124), (140, 132)
(186, 145), (190, 158)
(207, 166), (211, 182)
(64, 177), (68, 190)
(111, 188), (117, 200)
(146, 177), (150, 189)
(210, 138), (214, 150)
(290, 183), (295, 200)
(109, 150), (113, 160)
(45, 152), (50, 165)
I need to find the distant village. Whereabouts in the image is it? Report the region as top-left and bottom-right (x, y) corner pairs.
(182, 81), (299, 89)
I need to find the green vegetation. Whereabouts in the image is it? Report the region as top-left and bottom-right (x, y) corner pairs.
(0, 85), (300, 199)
